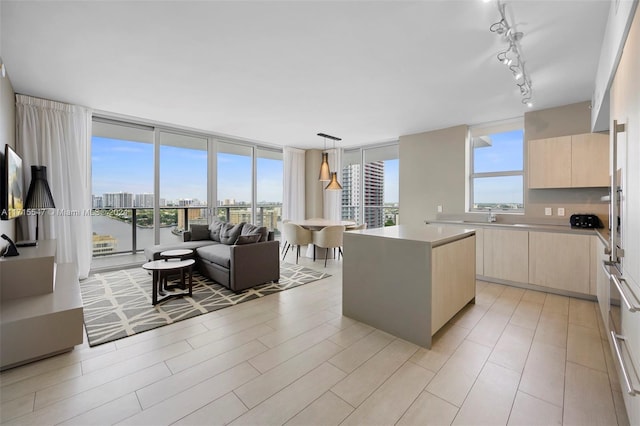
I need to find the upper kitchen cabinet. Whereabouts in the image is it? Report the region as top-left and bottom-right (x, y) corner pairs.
(528, 132), (609, 189)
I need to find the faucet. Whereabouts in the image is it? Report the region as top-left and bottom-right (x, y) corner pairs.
(488, 209), (497, 223)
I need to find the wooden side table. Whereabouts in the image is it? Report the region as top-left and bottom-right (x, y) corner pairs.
(142, 258), (195, 305)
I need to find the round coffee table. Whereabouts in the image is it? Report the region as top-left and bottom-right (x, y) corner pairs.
(160, 249), (193, 260)
(142, 258), (195, 305)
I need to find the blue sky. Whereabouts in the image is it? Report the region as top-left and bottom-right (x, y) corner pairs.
(92, 137), (284, 203)
(473, 130), (524, 204)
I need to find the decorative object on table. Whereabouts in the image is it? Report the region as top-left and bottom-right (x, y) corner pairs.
(79, 263), (331, 346)
(25, 165), (55, 240)
(489, 0), (533, 107)
(317, 132), (341, 185)
(1, 233), (19, 257)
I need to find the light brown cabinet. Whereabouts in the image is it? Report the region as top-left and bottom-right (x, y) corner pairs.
(483, 228), (528, 283)
(528, 133), (609, 189)
(528, 231), (591, 294)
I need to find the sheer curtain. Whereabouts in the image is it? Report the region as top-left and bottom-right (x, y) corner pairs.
(323, 147), (343, 221)
(283, 147), (305, 222)
(16, 95), (92, 279)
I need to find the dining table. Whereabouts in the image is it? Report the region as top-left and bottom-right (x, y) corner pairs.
(289, 218), (356, 259)
(291, 218), (357, 230)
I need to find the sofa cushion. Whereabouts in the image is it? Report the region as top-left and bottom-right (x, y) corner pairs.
(220, 222), (245, 245)
(241, 223), (268, 242)
(190, 224), (211, 241)
(236, 234), (261, 245)
(209, 219), (226, 242)
(197, 244), (232, 268)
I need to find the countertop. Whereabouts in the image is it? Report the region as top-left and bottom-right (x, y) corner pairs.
(346, 224), (475, 247)
(426, 220), (610, 247)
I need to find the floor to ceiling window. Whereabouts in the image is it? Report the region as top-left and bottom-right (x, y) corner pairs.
(159, 131), (209, 244)
(91, 119), (154, 257)
(91, 118), (283, 270)
(341, 143), (399, 228)
(256, 147), (283, 233)
(216, 141), (253, 225)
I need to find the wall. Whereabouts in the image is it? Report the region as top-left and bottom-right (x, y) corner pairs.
(304, 149), (323, 219)
(398, 102), (609, 227)
(0, 58), (15, 246)
(524, 101), (609, 224)
(398, 125), (468, 226)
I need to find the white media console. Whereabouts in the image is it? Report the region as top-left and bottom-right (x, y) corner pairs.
(0, 240), (84, 370)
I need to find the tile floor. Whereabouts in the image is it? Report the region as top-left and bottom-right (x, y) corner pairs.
(0, 252), (631, 426)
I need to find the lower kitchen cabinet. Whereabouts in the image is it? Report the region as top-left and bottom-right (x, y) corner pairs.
(483, 228), (528, 283)
(529, 231), (591, 294)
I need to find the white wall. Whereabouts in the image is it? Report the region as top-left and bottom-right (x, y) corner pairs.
(0, 58), (15, 246)
(399, 125), (468, 226)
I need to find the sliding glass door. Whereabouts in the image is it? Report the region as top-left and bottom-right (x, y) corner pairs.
(159, 131), (209, 244)
(217, 141), (253, 224)
(91, 120), (154, 256)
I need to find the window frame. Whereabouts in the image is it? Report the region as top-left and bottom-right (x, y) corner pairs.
(468, 119), (525, 213)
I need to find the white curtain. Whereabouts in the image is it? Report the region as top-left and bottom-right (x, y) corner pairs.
(323, 148), (343, 221)
(16, 95), (93, 279)
(283, 147), (306, 222)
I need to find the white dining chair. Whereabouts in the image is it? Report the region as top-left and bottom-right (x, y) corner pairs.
(346, 223), (367, 231)
(312, 225), (345, 267)
(281, 222), (312, 264)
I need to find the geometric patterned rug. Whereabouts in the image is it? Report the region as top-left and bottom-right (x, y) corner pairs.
(79, 263), (330, 346)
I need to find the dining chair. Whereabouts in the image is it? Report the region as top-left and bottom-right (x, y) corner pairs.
(279, 219), (292, 255)
(346, 223), (367, 231)
(281, 222), (312, 264)
(312, 225), (346, 267)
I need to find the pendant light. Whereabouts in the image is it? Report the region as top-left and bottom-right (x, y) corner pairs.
(318, 134), (331, 182)
(316, 132), (343, 191)
(325, 171), (343, 190)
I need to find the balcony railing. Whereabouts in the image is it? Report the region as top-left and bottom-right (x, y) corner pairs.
(91, 204), (282, 259)
(342, 205), (399, 229)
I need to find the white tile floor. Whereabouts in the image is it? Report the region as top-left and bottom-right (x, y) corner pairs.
(0, 252), (630, 426)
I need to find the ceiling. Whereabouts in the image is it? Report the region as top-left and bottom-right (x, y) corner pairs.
(1, 1), (610, 149)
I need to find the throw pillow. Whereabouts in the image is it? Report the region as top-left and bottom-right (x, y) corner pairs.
(190, 224), (210, 241)
(235, 234), (261, 245)
(241, 223), (268, 242)
(220, 222), (245, 245)
(209, 219), (226, 242)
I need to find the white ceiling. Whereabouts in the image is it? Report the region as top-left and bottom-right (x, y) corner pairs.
(1, 1), (610, 149)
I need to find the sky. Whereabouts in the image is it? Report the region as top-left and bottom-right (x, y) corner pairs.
(92, 132), (517, 207)
(473, 129), (524, 204)
(92, 137), (284, 203)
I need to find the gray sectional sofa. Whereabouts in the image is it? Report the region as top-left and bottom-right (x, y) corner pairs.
(144, 220), (280, 292)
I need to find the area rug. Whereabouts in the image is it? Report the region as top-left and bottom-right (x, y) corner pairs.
(80, 263), (330, 346)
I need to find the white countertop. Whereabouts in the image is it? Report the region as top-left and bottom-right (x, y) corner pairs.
(347, 224), (475, 246)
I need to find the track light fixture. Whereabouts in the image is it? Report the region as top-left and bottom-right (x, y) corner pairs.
(489, 1), (533, 107)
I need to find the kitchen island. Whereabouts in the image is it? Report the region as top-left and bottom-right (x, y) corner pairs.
(342, 225), (476, 348)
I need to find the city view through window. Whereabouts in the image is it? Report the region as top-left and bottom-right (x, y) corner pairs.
(471, 129), (524, 211)
(91, 124), (397, 260)
(91, 132), (283, 258)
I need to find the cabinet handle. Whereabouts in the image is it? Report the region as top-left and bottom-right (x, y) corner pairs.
(611, 274), (640, 313)
(610, 331), (639, 396)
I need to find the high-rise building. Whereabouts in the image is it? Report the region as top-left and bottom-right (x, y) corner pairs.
(135, 193), (154, 208)
(364, 161), (384, 228)
(342, 161), (384, 228)
(102, 192), (133, 208)
(92, 195), (103, 209)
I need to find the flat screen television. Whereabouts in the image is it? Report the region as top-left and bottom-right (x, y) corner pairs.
(1, 144), (25, 220)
